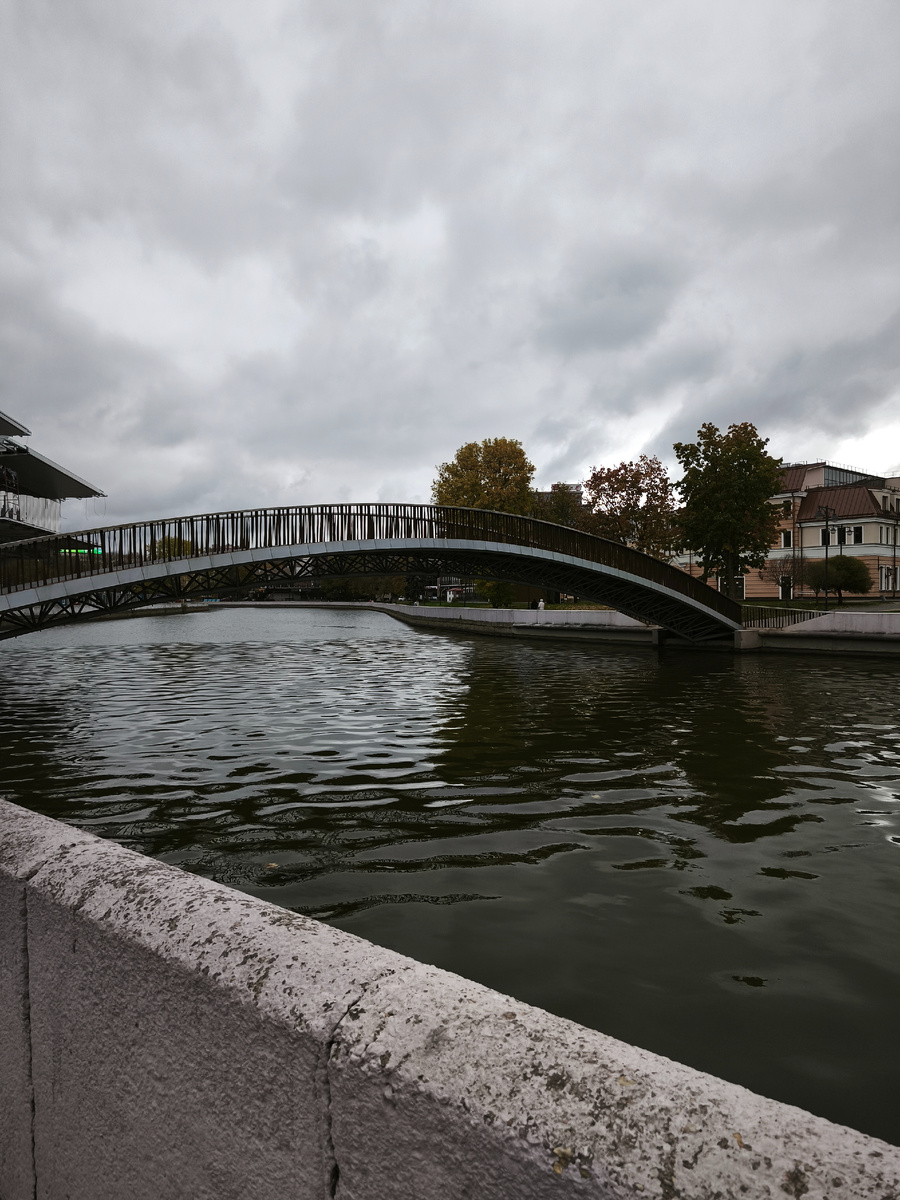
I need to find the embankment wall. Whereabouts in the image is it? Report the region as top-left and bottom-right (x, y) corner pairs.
(295, 601), (900, 655)
(1, 799), (898, 1199)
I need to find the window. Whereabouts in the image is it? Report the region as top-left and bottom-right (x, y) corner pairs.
(779, 576), (793, 601)
(821, 527), (831, 546)
(715, 575), (745, 598)
(782, 500), (792, 515)
(853, 526), (863, 544)
(883, 496), (889, 510)
(836, 526), (846, 545)
(781, 530), (792, 548)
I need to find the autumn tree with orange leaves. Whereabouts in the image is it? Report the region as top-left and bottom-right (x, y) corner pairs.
(582, 455), (676, 559)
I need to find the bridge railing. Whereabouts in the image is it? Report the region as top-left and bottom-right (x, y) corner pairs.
(0, 504), (741, 623)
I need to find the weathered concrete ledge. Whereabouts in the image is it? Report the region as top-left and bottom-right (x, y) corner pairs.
(244, 601), (658, 646)
(737, 611), (900, 656)
(265, 601), (900, 656)
(376, 603), (656, 646)
(2, 800), (897, 1199)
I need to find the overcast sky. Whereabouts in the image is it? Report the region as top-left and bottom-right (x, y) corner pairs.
(3, 0), (900, 527)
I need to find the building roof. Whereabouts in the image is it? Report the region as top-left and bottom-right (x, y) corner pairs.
(0, 409), (31, 437)
(0, 444), (105, 500)
(778, 461), (885, 493)
(797, 485), (884, 522)
(778, 464), (817, 492)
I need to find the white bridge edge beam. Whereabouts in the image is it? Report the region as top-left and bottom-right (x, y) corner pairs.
(0, 799), (896, 1200)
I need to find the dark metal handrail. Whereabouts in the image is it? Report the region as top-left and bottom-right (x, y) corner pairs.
(0, 503), (741, 623)
(741, 605), (824, 629)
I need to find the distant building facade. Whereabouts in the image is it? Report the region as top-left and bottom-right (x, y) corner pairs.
(672, 461), (900, 600)
(0, 409), (104, 543)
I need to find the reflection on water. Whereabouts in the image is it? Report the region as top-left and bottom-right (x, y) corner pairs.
(2, 606), (898, 1144)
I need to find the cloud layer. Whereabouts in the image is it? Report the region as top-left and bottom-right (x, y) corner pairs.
(3, 0), (900, 525)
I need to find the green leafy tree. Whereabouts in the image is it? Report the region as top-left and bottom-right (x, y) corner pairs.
(673, 423), (783, 599)
(152, 535), (192, 560)
(804, 556), (872, 604)
(531, 482), (594, 530)
(802, 560), (828, 602)
(318, 577), (371, 600)
(582, 455), (676, 558)
(479, 580), (516, 608)
(432, 438), (536, 514)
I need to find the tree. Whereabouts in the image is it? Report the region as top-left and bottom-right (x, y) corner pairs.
(318, 577), (371, 601)
(673, 423), (783, 600)
(759, 555), (806, 599)
(582, 455), (676, 558)
(318, 574), (410, 601)
(830, 556), (873, 601)
(152, 535), (192, 560)
(479, 580), (516, 608)
(531, 482), (593, 531)
(805, 556), (872, 604)
(432, 438), (536, 514)
(803, 559), (828, 602)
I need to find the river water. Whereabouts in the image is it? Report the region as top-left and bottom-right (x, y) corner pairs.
(2, 605), (898, 1144)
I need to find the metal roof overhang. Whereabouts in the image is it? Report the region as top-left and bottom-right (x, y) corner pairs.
(0, 410), (31, 438)
(0, 446), (105, 500)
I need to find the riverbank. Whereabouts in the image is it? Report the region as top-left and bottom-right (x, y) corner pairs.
(105, 600), (900, 655)
(227, 600), (900, 656)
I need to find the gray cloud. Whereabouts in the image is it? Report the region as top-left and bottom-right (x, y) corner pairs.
(2, 0), (900, 526)
(536, 253), (685, 354)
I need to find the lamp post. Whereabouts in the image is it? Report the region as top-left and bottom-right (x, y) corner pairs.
(817, 505), (835, 612)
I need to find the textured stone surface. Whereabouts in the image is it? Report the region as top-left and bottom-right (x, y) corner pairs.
(2, 799), (899, 1200)
(330, 962), (900, 1199)
(0, 802), (394, 1200)
(788, 612), (900, 634)
(0, 803), (90, 1200)
(0, 868), (35, 1200)
(373, 604), (646, 627)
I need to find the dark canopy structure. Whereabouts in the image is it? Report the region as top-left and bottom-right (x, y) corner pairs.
(0, 409), (31, 438)
(0, 444), (104, 501)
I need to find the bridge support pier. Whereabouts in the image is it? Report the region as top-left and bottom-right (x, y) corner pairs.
(734, 629), (761, 651)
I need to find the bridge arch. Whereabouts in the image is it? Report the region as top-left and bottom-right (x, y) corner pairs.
(0, 504), (741, 642)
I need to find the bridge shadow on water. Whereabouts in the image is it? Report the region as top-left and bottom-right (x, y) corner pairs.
(0, 605), (897, 1144)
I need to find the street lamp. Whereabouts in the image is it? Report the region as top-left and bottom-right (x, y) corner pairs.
(817, 505), (836, 612)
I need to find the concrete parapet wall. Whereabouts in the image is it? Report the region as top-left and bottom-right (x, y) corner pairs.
(374, 603), (900, 655)
(3, 798), (897, 1199)
(376, 604), (647, 628)
(781, 611), (900, 635)
(303, 602), (657, 646)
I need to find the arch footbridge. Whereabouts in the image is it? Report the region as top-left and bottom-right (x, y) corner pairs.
(0, 504), (741, 642)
